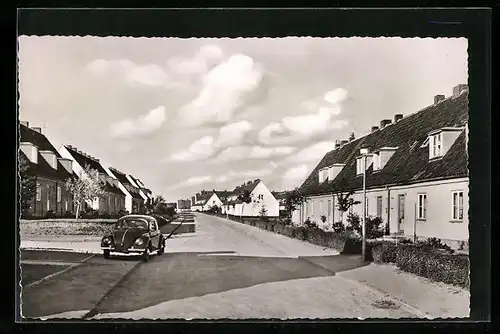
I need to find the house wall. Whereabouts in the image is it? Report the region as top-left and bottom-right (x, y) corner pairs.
(30, 177), (74, 217)
(202, 193), (223, 211)
(98, 193), (126, 214)
(226, 182), (279, 218)
(293, 177), (469, 247)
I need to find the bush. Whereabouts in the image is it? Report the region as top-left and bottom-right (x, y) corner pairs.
(332, 221), (345, 233)
(293, 226), (308, 240)
(273, 223), (285, 234)
(305, 228), (327, 246)
(282, 226), (296, 238)
(346, 213), (385, 239)
(370, 241), (398, 264)
(44, 210), (56, 219)
(417, 237), (454, 253)
(396, 244), (469, 288)
(304, 219), (319, 229)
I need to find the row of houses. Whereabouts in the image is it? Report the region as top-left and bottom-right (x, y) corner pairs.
(185, 180), (283, 218)
(292, 84), (469, 248)
(182, 84), (469, 249)
(19, 121), (154, 217)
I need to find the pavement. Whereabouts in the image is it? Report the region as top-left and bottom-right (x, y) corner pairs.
(19, 213), (469, 320)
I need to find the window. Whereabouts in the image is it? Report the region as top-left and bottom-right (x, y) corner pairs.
(373, 154), (381, 171)
(47, 197), (50, 211)
(417, 193), (427, 219)
(36, 182), (41, 201)
(328, 200), (332, 220)
(319, 200), (323, 214)
(258, 194), (264, 200)
(57, 186), (61, 203)
(429, 133), (443, 159)
(376, 196), (383, 218)
(365, 198), (369, 216)
(310, 201), (314, 216)
(452, 191), (464, 220)
(356, 158), (364, 175)
(65, 200), (68, 211)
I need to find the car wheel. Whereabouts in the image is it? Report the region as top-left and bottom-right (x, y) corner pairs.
(103, 249), (110, 259)
(157, 238), (165, 255)
(142, 245), (151, 262)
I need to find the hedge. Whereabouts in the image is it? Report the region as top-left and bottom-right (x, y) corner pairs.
(273, 223), (285, 234)
(369, 241), (398, 264)
(396, 244), (470, 289)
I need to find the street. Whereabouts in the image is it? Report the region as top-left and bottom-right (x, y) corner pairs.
(20, 213), (422, 319)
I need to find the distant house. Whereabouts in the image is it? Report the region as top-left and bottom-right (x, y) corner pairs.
(295, 84), (469, 249)
(191, 190), (212, 212)
(177, 199), (191, 212)
(107, 167), (145, 214)
(127, 175), (154, 201)
(223, 179), (279, 218)
(272, 191), (289, 218)
(58, 145), (127, 214)
(19, 122), (75, 217)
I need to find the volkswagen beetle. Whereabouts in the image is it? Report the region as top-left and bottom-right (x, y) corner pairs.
(101, 215), (165, 262)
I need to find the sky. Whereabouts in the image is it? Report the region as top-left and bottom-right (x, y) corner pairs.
(18, 36), (468, 202)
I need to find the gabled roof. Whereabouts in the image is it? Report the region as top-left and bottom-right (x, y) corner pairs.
(300, 91), (469, 196)
(108, 167), (144, 200)
(19, 124), (73, 181)
(272, 191), (289, 200)
(64, 145), (107, 175)
(232, 179), (261, 195)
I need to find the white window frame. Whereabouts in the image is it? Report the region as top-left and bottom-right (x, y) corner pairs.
(452, 191), (464, 220)
(47, 197), (50, 211)
(65, 200), (68, 211)
(258, 194), (264, 200)
(311, 201), (314, 216)
(373, 153), (381, 171)
(356, 158), (363, 175)
(430, 133), (443, 159)
(57, 186), (61, 203)
(417, 193), (427, 220)
(36, 182), (41, 201)
(376, 196), (383, 218)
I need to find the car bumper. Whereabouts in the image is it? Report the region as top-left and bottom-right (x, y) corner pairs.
(101, 246), (146, 253)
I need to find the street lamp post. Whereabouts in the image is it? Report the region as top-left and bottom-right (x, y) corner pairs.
(360, 147), (369, 261)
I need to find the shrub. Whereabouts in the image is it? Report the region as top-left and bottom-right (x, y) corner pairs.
(282, 226), (296, 238)
(273, 223), (285, 234)
(304, 219), (318, 229)
(370, 241), (398, 264)
(44, 210), (56, 219)
(320, 215), (327, 224)
(417, 237), (454, 253)
(305, 228), (327, 246)
(396, 244), (469, 288)
(346, 213), (385, 239)
(294, 226), (308, 240)
(332, 221), (345, 233)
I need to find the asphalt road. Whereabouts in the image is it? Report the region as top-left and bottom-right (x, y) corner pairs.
(20, 213), (371, 319)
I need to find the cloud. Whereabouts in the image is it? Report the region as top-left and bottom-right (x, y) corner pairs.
(109, 106), (167, 139)
(170, 136), (216, 162)
(176, 53), (268, 127)
(214, 121), (253, 147)
(168, 175), (213, 190)
(168, 44), (225, 76)
(281, 164), (310, 189)
(211, 145), (297, 163)
(258, 88), (349, 146)
(85, 59), (175, 88)
(284, 141), (336, 164)
(215, 168), (274, 184)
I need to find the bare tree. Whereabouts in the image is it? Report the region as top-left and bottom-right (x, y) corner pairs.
(332, 180), (361, 226)
(283, 187), (304, 224)
(65, 165), (106, 219)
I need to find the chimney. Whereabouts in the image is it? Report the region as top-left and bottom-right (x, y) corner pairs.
(453, 84), (468, 97)
(371, 126), (379, 133)
(31, 127), (42, 134)
(20, 142), (38, 164)
(20, 121), (29, 127)
(39, 150), (58, 169)
(77, 150), (83, 154)
(380, 119), (392, 129)
(66, 145), (73, 149)
(334, 140), (341, 149)
(348, 132), (355, 142)
(434, 94), (445, 104)
(340, 139), (349, 146)
(394, 114), (403, 123)
(57, 157), (73, 173)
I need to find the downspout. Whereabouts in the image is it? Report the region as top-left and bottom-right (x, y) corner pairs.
(385, 186), (390, 236)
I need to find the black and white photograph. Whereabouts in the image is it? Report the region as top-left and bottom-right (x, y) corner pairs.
(17, 14), (480, 321)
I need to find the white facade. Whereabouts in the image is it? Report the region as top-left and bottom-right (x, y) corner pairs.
(292, 177), (469, 247)
(202, 193), (223, 211)
(126, 175), (148, 201)
(103, 166), (133, 213)
(225, 181), (279, 218)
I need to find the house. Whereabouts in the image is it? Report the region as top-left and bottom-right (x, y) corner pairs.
(127, 174), (154, 201)
(19, 122), (75, 217)
(177, 199), (191, 212)
(294, 84), (469, 249)
(272, 191), (289, 218)
(107, 167), (145, 214)
(191, 190), (212, 212)
(58, 145), (127, 214)
(201, 191), (226, 211)
(223, 179), (279, 218)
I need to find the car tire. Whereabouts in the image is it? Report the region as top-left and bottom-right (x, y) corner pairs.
(143, 245), (150, 262)
(103, 249), (110, 259)
(157, 237), (165, 256)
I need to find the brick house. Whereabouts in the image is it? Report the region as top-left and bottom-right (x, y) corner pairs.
(58, 145), (126, 214)
(294, 84), (469, 249)
(108, 167), (145, 214)
(19, 122), (75, 217)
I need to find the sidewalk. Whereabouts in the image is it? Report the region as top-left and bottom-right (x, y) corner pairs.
(337, 263), (470, 319)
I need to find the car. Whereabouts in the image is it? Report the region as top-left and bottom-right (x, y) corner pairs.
(100, 214), (166, 262)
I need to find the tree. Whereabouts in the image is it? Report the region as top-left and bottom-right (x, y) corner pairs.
(19, 154), (37, 217)
(145, 195), (166, 214)
(333, 180), (361, 226)
(237, 189), (252, 221)
(65, 165), (106, 219)
(283, 187), (304, 224)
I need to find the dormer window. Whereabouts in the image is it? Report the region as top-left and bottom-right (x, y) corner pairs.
(356, 158), (363, 175)
(373, 147), (398, 171)
(318, 168), (328, 183)
(373, 153), (381, 171)
(429, 132), (443, 159)
(356, 154), (374, 175)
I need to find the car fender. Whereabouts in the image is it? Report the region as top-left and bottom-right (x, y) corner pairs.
(101, 235), (114, 247)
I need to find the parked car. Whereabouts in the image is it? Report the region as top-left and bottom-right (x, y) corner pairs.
(100, 215), (165, 262)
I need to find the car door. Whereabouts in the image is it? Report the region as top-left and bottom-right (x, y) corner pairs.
(149, 219), (161, 250)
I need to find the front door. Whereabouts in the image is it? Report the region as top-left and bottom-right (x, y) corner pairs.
(397, 194), (405, 233)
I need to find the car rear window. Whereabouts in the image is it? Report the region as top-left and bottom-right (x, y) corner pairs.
(115, 219), (149, 229)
